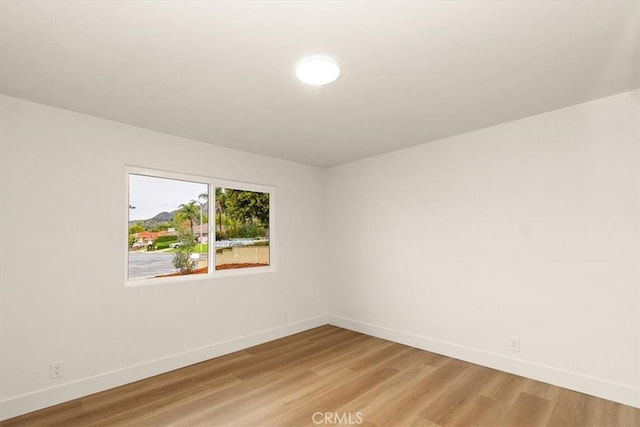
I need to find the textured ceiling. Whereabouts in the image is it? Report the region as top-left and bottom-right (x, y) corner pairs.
(1, 1), (639, 167)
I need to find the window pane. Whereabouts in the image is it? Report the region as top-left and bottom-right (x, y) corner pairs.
(128, 174), (209, 280)
(214, 188), (270, 270)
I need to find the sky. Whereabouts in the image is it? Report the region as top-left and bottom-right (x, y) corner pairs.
(129, 174), (208, 221)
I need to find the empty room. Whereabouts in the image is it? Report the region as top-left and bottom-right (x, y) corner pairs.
(1, 1), (639, 426)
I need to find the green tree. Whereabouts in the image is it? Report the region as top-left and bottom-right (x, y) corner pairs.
(150, 222), (172, 232)
(175, 201), (200, 235)
(215, 187), (227, 234)
(128, 222), (145, 234)
(224, 190), (269, 237)
(172, 231), (197, 274)
(128, 222), (144, 248)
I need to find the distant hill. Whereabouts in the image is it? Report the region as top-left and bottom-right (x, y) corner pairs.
(149, 211), (174, 222)
(129, 202), (209, 227)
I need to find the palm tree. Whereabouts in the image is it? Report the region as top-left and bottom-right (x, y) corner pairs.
(215, 187), (227, 234)
(175, 201), (200, 235)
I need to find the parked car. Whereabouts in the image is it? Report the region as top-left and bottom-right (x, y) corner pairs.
(169, 242), (184, 248)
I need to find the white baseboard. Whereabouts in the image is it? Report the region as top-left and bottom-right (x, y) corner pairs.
(328, 315), (640, 409)
(0, 315), (329, 421)
(3, 313), (637, 421)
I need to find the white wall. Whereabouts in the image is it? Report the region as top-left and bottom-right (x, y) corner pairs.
(2, 89), (639, 419)
(0, 95), (328, 419)
(325, 90), (640, 408)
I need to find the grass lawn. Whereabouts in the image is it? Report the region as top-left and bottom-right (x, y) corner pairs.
(166, 243), (208, 254)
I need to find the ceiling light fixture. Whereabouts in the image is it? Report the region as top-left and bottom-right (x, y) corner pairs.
(296, 55), (340, 85)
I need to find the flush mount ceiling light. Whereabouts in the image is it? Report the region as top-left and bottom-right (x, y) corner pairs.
(296, 55), (340, 85)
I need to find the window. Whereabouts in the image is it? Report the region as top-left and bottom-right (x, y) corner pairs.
(214, 187), (270, 270)
(127, 167), (273, 284)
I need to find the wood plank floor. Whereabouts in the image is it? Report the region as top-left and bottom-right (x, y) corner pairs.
(2, 326), (639, 426)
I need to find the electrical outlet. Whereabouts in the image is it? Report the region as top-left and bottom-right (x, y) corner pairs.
(50, 361), (64, 379)
(510, 336), (521, 352)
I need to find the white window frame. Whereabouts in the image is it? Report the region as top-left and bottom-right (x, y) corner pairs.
(125, 166), (275, 287)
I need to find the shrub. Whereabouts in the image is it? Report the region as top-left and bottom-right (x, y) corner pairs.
(215, 230), (229, 241)
(172, 250), (194, 273)
(172, 232), (196, 274)
(154, 235), (178, 249)
(226, 223), (265, 239)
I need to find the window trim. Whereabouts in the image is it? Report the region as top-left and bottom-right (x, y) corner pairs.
(125, 165), (275, 287)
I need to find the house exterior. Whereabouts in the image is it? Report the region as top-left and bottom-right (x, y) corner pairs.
(132, 230), (175, 246)
(133, 226), (208, 246)
(191, 224), (209, 244)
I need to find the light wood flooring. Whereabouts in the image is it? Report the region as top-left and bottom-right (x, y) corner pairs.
(2, 325), (639, 426)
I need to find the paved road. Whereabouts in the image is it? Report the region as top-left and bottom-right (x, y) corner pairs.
(128, 252), (175, 280)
